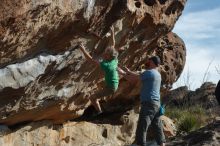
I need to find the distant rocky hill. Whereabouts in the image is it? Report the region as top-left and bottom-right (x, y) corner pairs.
(164, 82), (218, 108)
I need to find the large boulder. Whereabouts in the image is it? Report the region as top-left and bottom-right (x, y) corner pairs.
(0, 0), (186, 126)
(0, 109), (176, 146)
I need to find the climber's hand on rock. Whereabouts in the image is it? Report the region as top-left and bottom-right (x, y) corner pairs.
(78, 42), (85, 51)
(110, 26), (114, 33)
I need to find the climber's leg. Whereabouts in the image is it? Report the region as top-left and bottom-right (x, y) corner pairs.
(90, 87), (116, 113)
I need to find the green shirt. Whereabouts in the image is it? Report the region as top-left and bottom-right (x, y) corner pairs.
(100, 59), (119, 89)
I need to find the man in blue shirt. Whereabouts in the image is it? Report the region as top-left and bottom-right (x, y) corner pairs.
(124, 56), (165, 146)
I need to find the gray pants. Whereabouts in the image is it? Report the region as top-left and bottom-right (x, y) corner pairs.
(135, 101), (165, 146)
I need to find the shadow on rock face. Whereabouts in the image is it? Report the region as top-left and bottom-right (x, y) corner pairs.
(73, 105), (131, 125)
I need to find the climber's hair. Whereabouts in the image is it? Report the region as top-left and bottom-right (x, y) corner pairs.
(104, 46), (118, 59)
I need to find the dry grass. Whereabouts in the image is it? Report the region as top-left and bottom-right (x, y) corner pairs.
(165, 105), (212, 133)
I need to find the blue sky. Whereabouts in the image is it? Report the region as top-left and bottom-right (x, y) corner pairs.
(173, 0), (220, 90)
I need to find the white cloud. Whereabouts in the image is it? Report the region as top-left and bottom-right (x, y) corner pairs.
(173, 7), (220, 90)
(173, 45), (220, 90)
(174, 8), (220, 41)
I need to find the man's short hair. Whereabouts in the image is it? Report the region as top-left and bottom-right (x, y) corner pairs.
(149, 56), (161, 66)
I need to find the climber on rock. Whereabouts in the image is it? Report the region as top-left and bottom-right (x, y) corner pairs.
(122, 56), (166, 146)
(78, 26), (125, 115)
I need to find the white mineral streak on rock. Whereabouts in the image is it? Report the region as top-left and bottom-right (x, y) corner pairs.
(84, 0), (95, 20)
(57, 87), (73, 98)
(0, 51), (73, 90)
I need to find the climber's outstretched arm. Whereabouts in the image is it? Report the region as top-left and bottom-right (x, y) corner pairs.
(123, 67), (141, 83)
(117, 67), (126, 76)
(109, 26), (116, 48)
(108, 26), (125, 51)
(78, 43), (99, 66)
